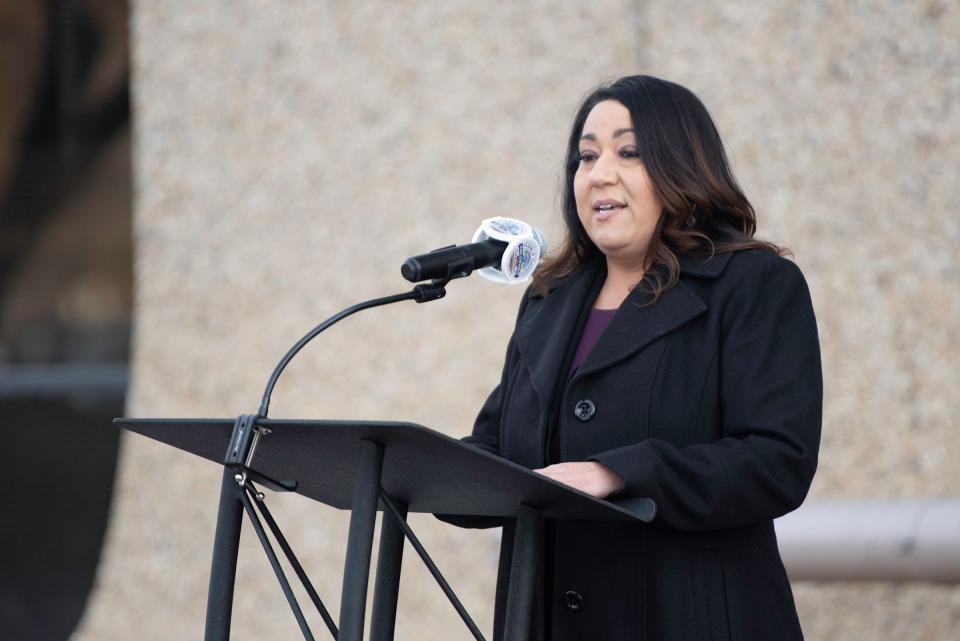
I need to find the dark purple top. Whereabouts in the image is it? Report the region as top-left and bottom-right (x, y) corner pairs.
(569, 307), (618, 374)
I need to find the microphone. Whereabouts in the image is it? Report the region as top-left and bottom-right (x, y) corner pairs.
(401, 217), (547, 284)
(400, 240), (506, 282)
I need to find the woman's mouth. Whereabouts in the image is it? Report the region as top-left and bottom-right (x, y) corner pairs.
(593, 199), (626, 221)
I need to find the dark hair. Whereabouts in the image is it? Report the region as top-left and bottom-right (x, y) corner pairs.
(533, 75), (785, 299)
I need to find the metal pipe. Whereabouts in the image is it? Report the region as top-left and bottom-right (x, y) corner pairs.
(250, 492), (339, 639)
(370, 498), (407, 641)
(0, 363), (127, 399)
(377, 489), (486, 641)
(339, 440), (384, 641)
(239, 487), (315, 641)
(776, 499), (960, 582)
(204, 469), (244, 641)
(502, 505), (543, 641)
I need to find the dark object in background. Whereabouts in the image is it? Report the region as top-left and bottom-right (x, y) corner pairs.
(1, 391), (123, 641)
(0, 1), (131, 639)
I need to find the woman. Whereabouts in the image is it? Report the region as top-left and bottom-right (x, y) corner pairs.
(447, 75), (822, 641)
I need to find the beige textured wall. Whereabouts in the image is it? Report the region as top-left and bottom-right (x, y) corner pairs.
(76, 1), (958, 640)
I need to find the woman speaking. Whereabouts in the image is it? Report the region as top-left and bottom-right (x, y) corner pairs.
(446, 75), (822, 641)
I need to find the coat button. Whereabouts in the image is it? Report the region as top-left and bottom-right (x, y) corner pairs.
(574, 399), (596, 422)
(564, 590), (584, 612)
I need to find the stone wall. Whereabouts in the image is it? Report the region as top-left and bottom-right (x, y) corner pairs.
(76, 1), (959, 639)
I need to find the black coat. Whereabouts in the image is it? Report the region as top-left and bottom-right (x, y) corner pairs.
(446, 248), (822, 641)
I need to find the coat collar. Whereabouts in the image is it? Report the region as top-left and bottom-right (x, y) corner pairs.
(676, 250), (732, 279)
(516, 251), (732, 411)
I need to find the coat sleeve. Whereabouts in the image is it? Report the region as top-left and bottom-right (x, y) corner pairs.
(587, 256), (823, 531)
(434, 291), (532, 529)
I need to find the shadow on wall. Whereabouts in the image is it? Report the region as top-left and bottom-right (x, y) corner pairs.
(0, 1), (130, 639)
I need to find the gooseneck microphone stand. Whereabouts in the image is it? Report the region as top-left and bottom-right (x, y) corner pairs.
(210, 271), (487, 641)
(257, 279), (449, 419)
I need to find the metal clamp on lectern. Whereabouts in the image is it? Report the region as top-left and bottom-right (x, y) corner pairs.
(225, 413), (297, 493)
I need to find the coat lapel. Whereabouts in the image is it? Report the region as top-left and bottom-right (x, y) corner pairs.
(516, 262), (603, 414)
(573, 251), (732, 382)
(571, 280), (705, 382)
(514, 251), (734, 416)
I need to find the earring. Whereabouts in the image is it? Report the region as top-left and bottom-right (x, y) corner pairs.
(684, 203), (698, 228)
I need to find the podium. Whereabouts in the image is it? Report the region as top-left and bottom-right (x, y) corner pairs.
(117, 417), (656, 641)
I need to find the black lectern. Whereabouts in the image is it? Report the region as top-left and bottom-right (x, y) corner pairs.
(117, 417), (656, 641)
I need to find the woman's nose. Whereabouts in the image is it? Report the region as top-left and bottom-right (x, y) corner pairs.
(589, 153), (618, 186)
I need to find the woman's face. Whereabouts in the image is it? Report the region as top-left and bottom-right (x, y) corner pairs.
(574, 100), (663, 269)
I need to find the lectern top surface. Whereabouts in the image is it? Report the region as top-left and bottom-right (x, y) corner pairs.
(116, 418), (655, 523)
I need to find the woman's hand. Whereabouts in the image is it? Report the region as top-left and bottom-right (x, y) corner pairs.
(533, 461), (626, 499)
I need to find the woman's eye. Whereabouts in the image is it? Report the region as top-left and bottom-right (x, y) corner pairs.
(619, 148), (639, 158)
(577, 151), (597, 163)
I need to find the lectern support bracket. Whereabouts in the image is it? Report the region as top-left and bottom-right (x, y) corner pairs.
(224, 414), (297, 493)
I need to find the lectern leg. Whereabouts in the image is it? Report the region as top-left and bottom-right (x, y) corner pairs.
(503, 506), (543, 641)
(370, 499), (407, 641)
(339, 439), (385, 641)
(204, 468), (244, 641)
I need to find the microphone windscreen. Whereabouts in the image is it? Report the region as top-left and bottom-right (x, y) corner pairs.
(472, 216), (546, 284)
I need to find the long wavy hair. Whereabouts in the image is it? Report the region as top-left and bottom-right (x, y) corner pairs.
(533, 75), (784, 300)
